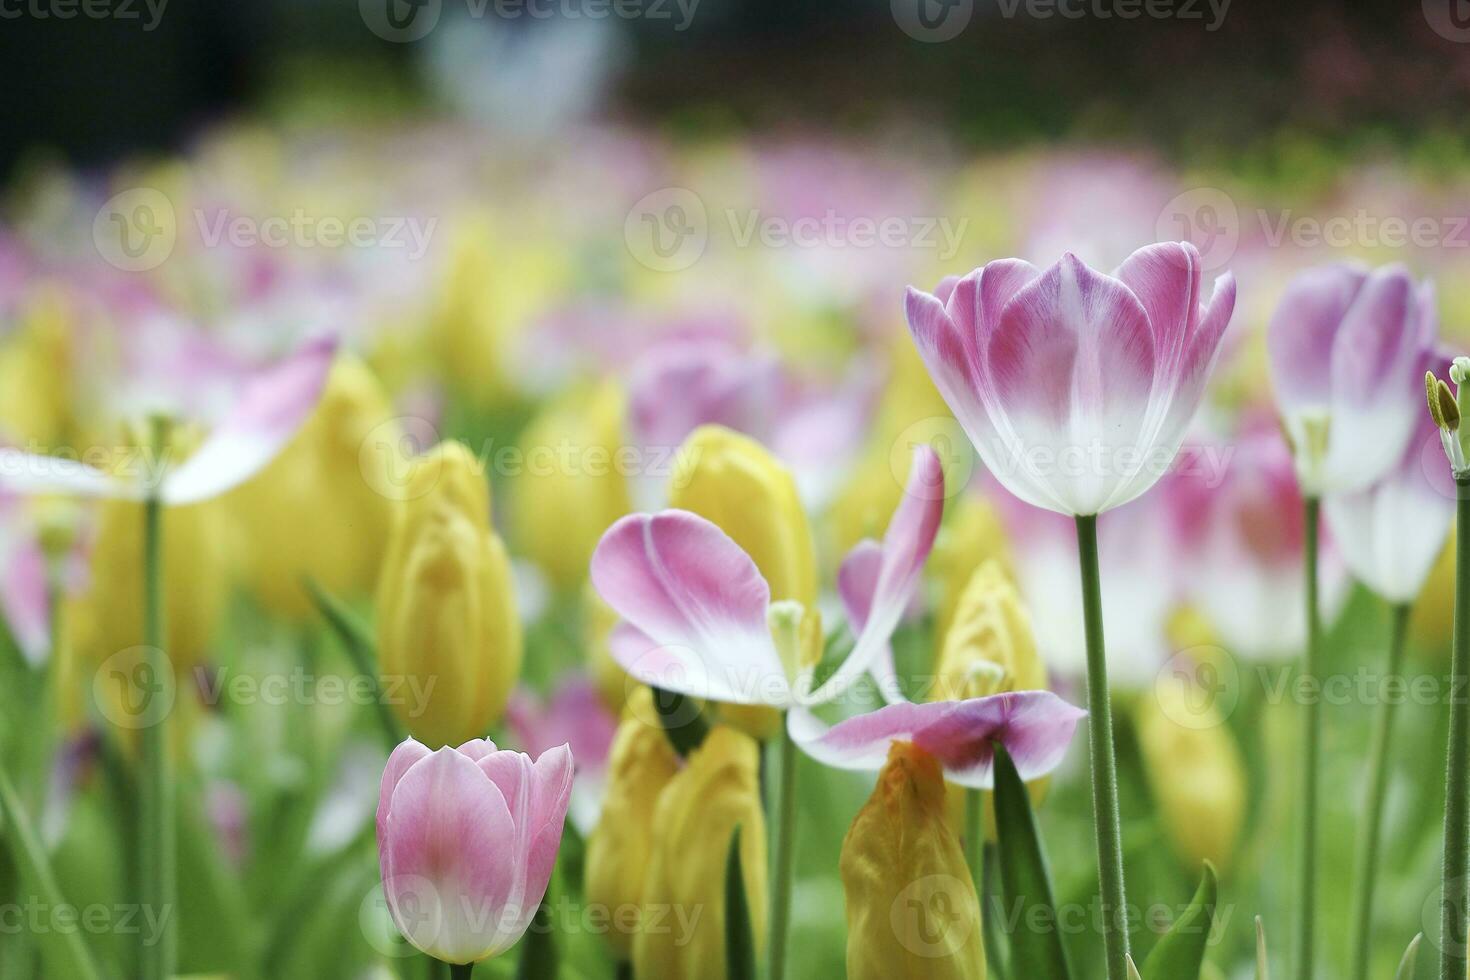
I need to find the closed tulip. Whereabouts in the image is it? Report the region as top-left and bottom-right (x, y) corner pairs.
(634, 726), (767, 980)
(377, 441), (521, 748)
(929, 497), (1011, 650)
(585, 688), (680, 960)
(377, 737), (573, 965)
(932, 561), (1046, 702)
(840, 741), (986, 980)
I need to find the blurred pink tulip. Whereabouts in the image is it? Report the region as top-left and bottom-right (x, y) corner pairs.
(1267, 263), (1434, 495)
(905, 242), (1236, 516)
(377, 738), (573, 965)
(506, 675), (617, 834)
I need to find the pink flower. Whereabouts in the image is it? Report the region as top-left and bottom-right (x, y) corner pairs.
(1267, 263), (1434, 495)
(506, 675), (618, 834)
(377, 738), (573, 965)
(1323, 348), (1458, 604)
(589, 446), (943, 708)
(905, 243), (1236, 516)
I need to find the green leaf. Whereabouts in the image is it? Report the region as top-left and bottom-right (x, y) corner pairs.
(724, 825), (757, 980)
(992, 744), (1071, 980)
(1255, 917), (1269, 980)
(1127, 954), (1143, 980)
(1142, 862), (1217, 980)
(304, 576), (404, 749)
(514, 899), (559, 980)
(1393, 933), (1421, 980)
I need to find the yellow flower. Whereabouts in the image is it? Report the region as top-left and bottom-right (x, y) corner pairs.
(669, 425), (817, 608)
(377, 441), (521, 748)
(510, 380), (631, 590)
(223, 354), (402, 619)
(1135, 676), (1246, 873)
(0, 286), (76, 447)
(585, 688), (681, 961)
(634, 726), (768, 980)
(840, 741), (986, 980)
(930, 498), (1010, 649)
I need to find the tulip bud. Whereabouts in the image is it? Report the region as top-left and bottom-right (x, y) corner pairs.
(1135, 676), (1246, 873)
(932, 561), (1045, 701)
(930, 497), (1011, 648)
(511, 381), (632, 589)
(377, 441), (521, 748)
(224, 354), (402, 619)
(634, 726), (768, 980)
(840, 742), (985, 980)
(0, 286), (75, 447)
(585, 688), (681, 960)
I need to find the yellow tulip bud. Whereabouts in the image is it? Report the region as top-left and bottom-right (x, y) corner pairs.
(0, 286), (75, 447)
(224, 354), (402, 619)
(930, 498), (1010, 648)
(1136, 677), (1246, 873)
(634, 726), (768, 980)
(586, 688), (681, 960)
(669, 425), (817, 609)
(511, 381), (631, 590)
(840, 742), (986, 980)
(377, 441), (521, 748)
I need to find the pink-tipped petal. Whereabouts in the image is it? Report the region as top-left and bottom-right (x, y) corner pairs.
(1115, 242), (1203, 362)
(162, 334), (338, 505)
(837, 539), (906, 703)
(590, 510), (787, 706)
(1267, 263), (1367, 413)
(376, 738), (431, 845)
(804, 447), (942, 704)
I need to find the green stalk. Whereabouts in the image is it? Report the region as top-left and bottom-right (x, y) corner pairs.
(140, 420), (176, 980)
(965, 787), (983, 886)
(448, 962), (474, 980)
(1297, 496), (1322, 980)
(1348, 601), (1411, 980)
(1440, 478), (1470, 980)
(1074, 515), (1129, 980)
(768, 723), (798, 980)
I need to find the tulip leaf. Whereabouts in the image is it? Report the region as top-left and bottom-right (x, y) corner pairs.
(1127, 954), (1143, 980)
(725, 825), (757, 980)
(304, 576), (404, 748)
(1393, 933), (1421, 980)
(514, 898), (559, 980)
(1141, 861), (1216, 980)
(992, 744), (1071, 980)
(1255, 917), (1269, 980)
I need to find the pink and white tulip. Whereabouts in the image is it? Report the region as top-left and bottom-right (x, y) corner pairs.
(1267, 263), (1434, 495)
(904, 243), (1235, 516)
(377, 738), (573, 965)
(589, 446), (943, 708)
(1323, 349), (1457, 604)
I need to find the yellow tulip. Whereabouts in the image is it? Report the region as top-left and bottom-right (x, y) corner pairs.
(377, 441), (521, 748)
(634, 726), (768, 980)
(1135, 676), (1247, 873)
(224, 354), (402, 619)
(1412, 533), (1454, 657)
(0, 286), (75, 447)
(510, 380), (631, 590)
(585, 688), (681, 960)
(840, 741), (986, 980)
(930, 498), (1010, 649)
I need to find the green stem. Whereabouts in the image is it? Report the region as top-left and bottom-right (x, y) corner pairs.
(615, 961), (633, 980)
(1349, 601), (1411, 980)
(1075, 514), (1129, 980)
(1441, 479), (1470, 980)
(768, 723), (798, 980)
(1297, 496), (1321, 980)
(305, 576), (404, 750)
(965, 787), (983, 886)
(448, 962), (474, 980)
(140, 447), (176, 980)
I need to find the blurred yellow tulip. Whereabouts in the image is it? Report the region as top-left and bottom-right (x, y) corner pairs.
(583, 583), (630, 711)
(634, 725), (768, 980)
(930, 498), (1010, 649)
(511, 380), (631, 590)
(585, 688), (681, 961)
(224, 354), (402, 619)
(1412, 533), (1454, 657)
(0, 285), (76, 448)
(377, 441), (521, 748)
(840, 741), (986, 980)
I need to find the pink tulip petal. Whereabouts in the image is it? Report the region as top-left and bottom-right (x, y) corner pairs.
(837, 540), (905, 703)
(376, 738), (431, 845)
(380, 746), (518, 964)
(162, 334), (338, 505)
(455, 739), (499, 762)
(1115, 242), (1202, 362)
(2, 537), (50, 665)
(790, 691), (1085, 789)
(804, 447), (942, 704)
(0, 451), (136, 500)
(1267, 263), (1367, 413)
(590, 510), (787, 705)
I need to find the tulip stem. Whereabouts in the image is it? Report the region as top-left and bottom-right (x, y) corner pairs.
(1348, 601), (1411, 980)
(768, 723), (798, 980)
(1074, 514), (1129, 980)
(140, 419), (176, 980)
(1297, 496), (1322, 980)
(1440, 478), (1470, 980)
(448, 964), (473, 980)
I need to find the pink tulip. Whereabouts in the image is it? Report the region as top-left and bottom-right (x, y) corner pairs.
(1323, 348), (1457, 604)
(377, 738), (573, 965)
(905, 243), (1236, 516)
(1267, 263), (1434, 495)
(589, 446), (943, 709)
(505, 675), (618, 834)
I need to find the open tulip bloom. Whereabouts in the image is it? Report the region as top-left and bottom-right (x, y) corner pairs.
(377, 738), (573, 967)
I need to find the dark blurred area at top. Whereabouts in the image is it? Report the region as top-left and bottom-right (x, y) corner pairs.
(0, 0), (1466, 181)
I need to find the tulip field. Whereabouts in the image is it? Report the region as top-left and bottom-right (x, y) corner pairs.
(5, 7), (1470, 980)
